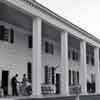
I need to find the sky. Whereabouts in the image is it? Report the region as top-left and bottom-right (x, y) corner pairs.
(36, 0), (100, 39)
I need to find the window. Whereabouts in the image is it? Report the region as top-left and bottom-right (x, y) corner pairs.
(27, 62), (32, 82)
(86, 55), (94, 66)
(69, 70), (79, 86)
(72, 51), (76, 60)
(45, 41), (54, 55)
(28, 35), (32, 48)
(0, 25), (14, 43)
(69, 47), (80, 61)
(50, 44), (54, 54)
(86, 47), (95, 66)
(75, 52), (79, 61)
(0, 25), (9, 41)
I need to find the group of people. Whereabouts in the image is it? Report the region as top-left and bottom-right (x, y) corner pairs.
(87, 80), (95, 93)
(11, 74), (32, 96)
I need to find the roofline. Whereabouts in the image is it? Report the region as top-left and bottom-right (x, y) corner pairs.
(4, 0), (100, 45)
(25, 0), (100, 44)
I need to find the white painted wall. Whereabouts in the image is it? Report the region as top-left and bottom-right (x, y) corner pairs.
(0, 20), (97, 96)
(0, 21), (32, 95)
(87, 65), (96, 82)
(42, 37), (61, 83)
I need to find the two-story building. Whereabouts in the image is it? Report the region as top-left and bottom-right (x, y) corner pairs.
(0, 0), (100, 99)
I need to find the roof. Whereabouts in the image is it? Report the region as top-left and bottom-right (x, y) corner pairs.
(16, 0), (100, 44)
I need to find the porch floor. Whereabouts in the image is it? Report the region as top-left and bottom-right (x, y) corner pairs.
(1, 94), (100, 100)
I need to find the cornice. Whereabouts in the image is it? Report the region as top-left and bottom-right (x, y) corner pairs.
(3, 0), (100, 45)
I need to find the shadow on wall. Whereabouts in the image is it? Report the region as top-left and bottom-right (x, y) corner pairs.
(80, 95), (100, 100)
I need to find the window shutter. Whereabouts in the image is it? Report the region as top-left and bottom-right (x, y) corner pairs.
(44, 66), (49, 84)
(72, 71), (76, 85)
(0, 25), (5, 40)
(69, 70), (71, 86)
(45, 41), (49, 53)
(28, 35), (32, 48)
(10, 29), (14, 43)
(52, 67), (55, 84)
(77, 71), (79, 85)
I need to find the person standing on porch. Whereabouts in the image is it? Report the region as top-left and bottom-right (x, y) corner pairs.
(22, 74), (27, 86)
(11, 74), (18, 96)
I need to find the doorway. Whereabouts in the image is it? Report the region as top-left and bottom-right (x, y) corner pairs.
(1, 70), (9, 96)
(56, 73), (61, 94)
(27, 62), (32, 82)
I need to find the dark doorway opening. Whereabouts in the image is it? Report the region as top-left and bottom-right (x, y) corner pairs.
(27, 62), (32, 82)
(56, 73), (60, 94)
(1, 70), (9, 96)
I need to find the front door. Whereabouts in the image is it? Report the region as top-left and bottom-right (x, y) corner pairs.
(2, 70), (9, 96)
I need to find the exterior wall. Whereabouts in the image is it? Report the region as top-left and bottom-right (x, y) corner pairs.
(4, 0), (100, 48)
(68, 60), (80, 71)
(1, 0), (100, 97)
(42, 37), (61, 83)
(0, 20), (32, 95)
(87, 65), (96, 82)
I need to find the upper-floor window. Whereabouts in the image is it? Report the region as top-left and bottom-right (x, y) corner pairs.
(28, 35), (32, 48)
(68, 47), (80, 61)
(0, 25), (14, 43)
(86, 52), (94, 66)
(45, 41), (54, 55)
(86, 45), (95, 66)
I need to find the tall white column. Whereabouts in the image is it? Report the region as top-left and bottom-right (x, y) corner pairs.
(94, 47), (100, 93)
(32, 17), (42, 96)
(61, 31), (69, 95)
(80, 41), (87, 94)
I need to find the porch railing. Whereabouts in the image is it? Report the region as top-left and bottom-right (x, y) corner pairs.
(69, 85), (81, 95)
(41, 84), (56, 95)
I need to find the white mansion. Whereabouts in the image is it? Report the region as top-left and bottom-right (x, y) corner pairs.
(0, 0), (100, 98)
